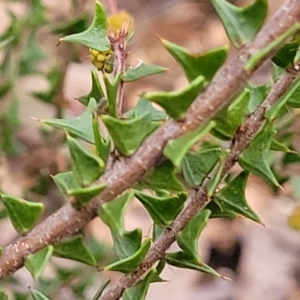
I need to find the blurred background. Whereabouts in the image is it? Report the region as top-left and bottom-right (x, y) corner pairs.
(2, 0), (300, 299)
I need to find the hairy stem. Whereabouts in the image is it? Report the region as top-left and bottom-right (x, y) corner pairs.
(0, 0), (299, 282)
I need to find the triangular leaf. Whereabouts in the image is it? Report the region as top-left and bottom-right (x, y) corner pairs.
(122, 63), (167, 82)
(142, 160), (184, 192)
(205, 200), (237, 219)
(29, 289), (50, 300)
(164, 121), (215, 167)
(60, 1), (110, 52)
(216, 171), (261, 223)
(211, 89), (250, 140)
(239, 123), (279, 186)
(162, 39), (228, 82)
(53, 235), (96, 266)
(52, 171), (80, 196)
(102, 113), (158, 156)
(182, 148), (220, 188)
(104, 238), (151, 273)
(165, 251), (220, 277)
(144, 75), (205, 119)
(78, 69), (104, 106)
(41, 98), (97, 143)
(123, 268), (158, 300)
(124, 98), (167, 121)
(67, 135), (105, 186)
(134, 191), (187, 227)
(177, 210), (211, 258)
(247, 84), (270, 114)
(0, 194), (43, 234)
(25, 246), (53, 280)
(211, 0), (268, 48)
(272, 41), (299, 68)
(99, 191), (134, 233)
(103, 73), (121, 118)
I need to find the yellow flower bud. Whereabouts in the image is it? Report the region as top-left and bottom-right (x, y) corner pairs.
(93, 61), (105, 71)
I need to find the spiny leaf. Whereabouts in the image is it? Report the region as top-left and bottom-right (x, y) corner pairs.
(239, 123), (280, 186)
(177, 210), (211, 258)
(79, 69), (104, 106)
(272, 41), (299, 69)
(0, 194), (43, 234)
(164, 121), (215, 167)
(53, 235), (96, 266)
(41, 98), (97, 143)
(103, 238), (151, 273)
(29, 289), (50, 300)
(53, 171), (80, 196)
(206, 200), (237, 219)
(144, 75), (205, 119)
(99, 191), (134, 233)
(67, 135), (105, 186)
(142, 160), (184, 192)
(211, 0), (268, 48)
(182, 148), (220, 188)
(247, 84), (270, 114)
(102, 113), (159, 156)
(245, 23), (300, 71)
(60, 1), (110, 52)
(122, 63), (167, 82)
(216, 171), (261, 223)
(162, 39), (228, 82)
(211, 89), (250, 140)
(103, 73), (121, 118)
(25, 246), (53, 280)
(123, 268), (159, 300)
(266, 77), (300, 120)
(134, 191), (187, 227)
(165, 251), (220, 277)
(124, 98), (167, 121)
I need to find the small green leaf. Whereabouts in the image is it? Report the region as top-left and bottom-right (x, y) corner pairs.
(103, 73), (121, 117)
(165, 251), (220, 277)
(104, 238), (151, 273)
(162, 40), (228, 82)
(42, 98), (97, 143)
(67, 135), (105, 186)
(92, 116), (111, 163)
(272, 41), (299, 68)
(68, 184), (106, 207)
(245, 23), (300, 71)
(53, 235), (96, 266)
(164, 121), (215, 167)
(124, 98), (167, 121)
(53, 171), (80, 196)
(182, 148), (220, 188)
(79, 70), (104, 106)
(216, 171), (261, 223)
(122, 63), (167, 82)
(239, 123), (280, 186)
(0, 194), (43, 234)
(206, 200), (237, 219)
(102, 113), (158, 156)
(99, 191), (134, 233)
(270, 139), (294, 153)
(142, 160), (184, 192)
(123, 268), (158, 300)
(134, 191), (187, 227)
(60, 1), (110, 52)
(177, 210), (211, 258)
(25, 246), (53, 280)
(144, 75), (205, 119)
(266, 78), (300, 120)
(0, 291), (8, 300)
(211, 0), (268, 48)
(211, 89), (250, 140)
(29, 289), (50, 300)
(247, 84), (270, 114)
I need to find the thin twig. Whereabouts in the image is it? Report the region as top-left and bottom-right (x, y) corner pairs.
(99, 53), (300, 300)
(0, 0), (299, 281)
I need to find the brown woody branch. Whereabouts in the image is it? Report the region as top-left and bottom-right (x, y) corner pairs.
(0, 0), (299, 282)
(100, 56), (300, 300)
